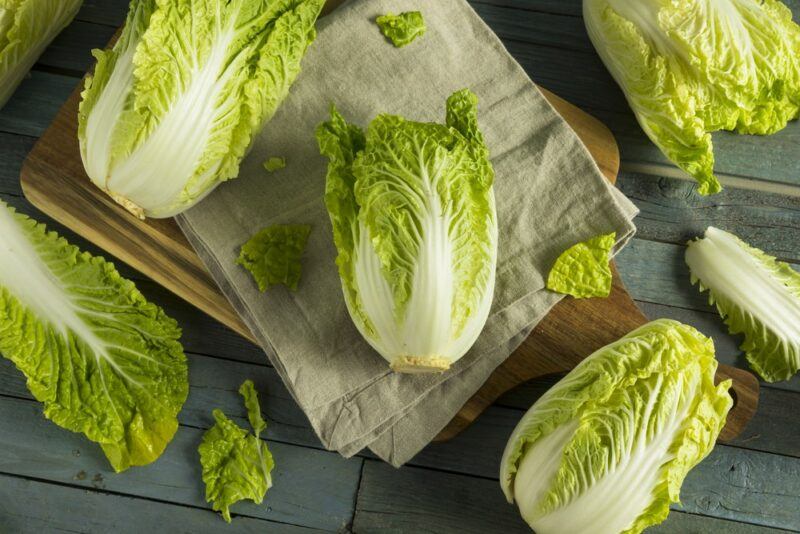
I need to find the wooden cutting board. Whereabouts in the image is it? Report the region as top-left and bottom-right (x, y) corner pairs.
(19, 6), (758, 444)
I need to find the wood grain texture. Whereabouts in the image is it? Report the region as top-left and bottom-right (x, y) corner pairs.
(616, 172), (800, 263)
(0, 474), (316, 534)
(354, 458), (800, 533)
(0, 396), (360, 531)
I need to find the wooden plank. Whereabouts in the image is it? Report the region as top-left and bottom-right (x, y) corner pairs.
(0, 358), (785, 530)
(0, 396), (360, 531)
(354, 460), (528, 533)
(617, 172), (800, 264)
(354, 460), (796, 533)
(0, 133), (34, 196)
(472, 0), (583, 17)
(0, 71), (78, 137)
(470, 2), (592, 54)
(680, 447), (800, 529)
(75, 0), (129, 27)
(39, 21), (117, 74)
(0, 350), (313, 446)
(649, 513), (792, 534)
(618, 238), (751, 311)
(0, 474), (320, 534)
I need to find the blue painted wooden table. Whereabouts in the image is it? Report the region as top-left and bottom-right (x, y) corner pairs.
(1, 1), (800, 532)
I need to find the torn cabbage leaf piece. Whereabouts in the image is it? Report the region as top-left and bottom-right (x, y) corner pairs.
(237, 224), (311, 292)
(317, 89), (497, 373)
(0, 201), (188, 472)
(547, 232), (615, 298)
(500, 319), (731, 534)
(199, 380), (274, 523)
(376, 11), (426, 47)
(78, 0), (324, 219)
(0, 0), (83, 109)
(686, 226), (800, 382)
(263, 156), (286, 172)
(584, 0), (800, 195)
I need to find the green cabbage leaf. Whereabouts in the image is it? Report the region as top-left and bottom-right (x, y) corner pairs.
(262, 156), (286, 172)
(237, 224), (311, 292)
(584, 0), (800, 195)
(500, 319), (731, 534)
(0, 201), (188, 472)
(0, 0), (83, 109)
(376, 11), (426, 47)
(78, 0), (324, 219)
(316, 89), (497, 373)
(199, 380), (274, 523)
(547, 232), (615, 298)
(686, 226), (800, 382)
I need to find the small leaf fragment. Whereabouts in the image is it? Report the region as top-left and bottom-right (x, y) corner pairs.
(376, 11), (426, 48)
(547, 232), (616, 298)
(263, 157), (286, 172)
(237, 225), (311, 292)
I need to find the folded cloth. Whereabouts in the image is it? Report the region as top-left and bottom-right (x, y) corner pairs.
(177, 0), (639, 466)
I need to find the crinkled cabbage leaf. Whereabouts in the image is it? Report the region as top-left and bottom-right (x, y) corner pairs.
(686, 226), (800, 382)
(547, 232), (615, 298)
(263, 156), (286, 172)
(500, 319), (731, 534)
(0, 0), (83, 109)
(316, 89), (497, 373)
(376, 11), (426, 47)
(0, 201), (188, 472)
(78, 0), (324, 218)
(237, 224), (311, 292)
(199, 380), (274, 523)
(584, 0), (800, 195)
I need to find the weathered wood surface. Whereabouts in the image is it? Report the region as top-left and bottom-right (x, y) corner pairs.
(0, 474), (322, 534)
(1, 0), (800, 532)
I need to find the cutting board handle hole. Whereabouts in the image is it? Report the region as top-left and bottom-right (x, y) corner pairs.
(728, 387), (739, 409)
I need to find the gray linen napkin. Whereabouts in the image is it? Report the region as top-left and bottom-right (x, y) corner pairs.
(177, 0), (639, 466)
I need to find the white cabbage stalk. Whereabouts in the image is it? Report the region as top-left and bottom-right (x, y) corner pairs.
(500, 319), (731, 534)
(317, 89), (497, 373)
(78, 0), (324, 219)
(686, 226), (800, 382)
(0, 0), (83, 109)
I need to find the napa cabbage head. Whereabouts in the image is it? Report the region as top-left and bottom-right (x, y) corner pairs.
(500, 319), (731, 534)
(78, 0), (324, 219)
(0, 0), (83, 109)
(316, 89), (497, 373)
(584, 0), (800, 195)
